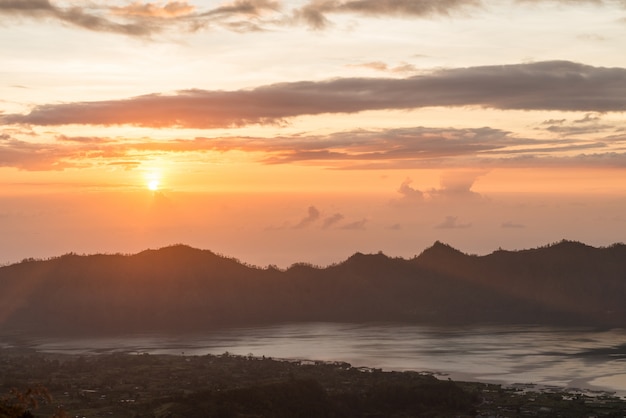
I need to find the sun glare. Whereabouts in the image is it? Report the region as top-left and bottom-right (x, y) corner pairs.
(145, 169), (162, 191)
(148, 179), (160, 191)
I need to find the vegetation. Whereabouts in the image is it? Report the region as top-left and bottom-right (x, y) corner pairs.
(0, 386), (68, 418)
(1, 241), (626, 335)
(2, 348), (625, 417)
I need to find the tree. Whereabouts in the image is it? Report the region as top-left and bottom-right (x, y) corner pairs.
(0, 387), (68, 418)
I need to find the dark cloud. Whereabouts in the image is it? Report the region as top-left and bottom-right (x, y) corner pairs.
(293, 205), (321, 229)
(4, 61), (625, 128)
(295, 0), (482, 28)
(435, 215), (471, 229)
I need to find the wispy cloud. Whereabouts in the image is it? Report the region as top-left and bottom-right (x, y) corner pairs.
(340, 218), (368, 230)
(294, 0), (482, 29)
(0, 0), (159, 36)
(0, 0), (283, 37)
(502, 221), (525, 228)
(0, 135), (84, 170)
(349, 61), (419, 74)
(2, 125), (625, 172)
(322, 213), (345, 229)
(110, 1), (196, 18)
(435, 215), (472, 229)
(4, 61), (625, 128)
(1, 0), (620, 37)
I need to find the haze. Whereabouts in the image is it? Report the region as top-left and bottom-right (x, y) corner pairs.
(1, 0), (625, 267)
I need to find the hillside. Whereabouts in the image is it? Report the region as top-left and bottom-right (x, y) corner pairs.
(1, 240), (625, 335)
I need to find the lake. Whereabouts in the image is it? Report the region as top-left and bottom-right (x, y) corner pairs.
(11, 322), (626, 398)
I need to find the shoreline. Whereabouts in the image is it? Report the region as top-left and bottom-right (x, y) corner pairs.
(2, 347), (626, 417)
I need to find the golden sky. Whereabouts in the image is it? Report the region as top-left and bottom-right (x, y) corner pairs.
(1, 0), (625, 266)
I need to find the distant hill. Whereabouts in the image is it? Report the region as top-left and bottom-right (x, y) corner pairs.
(1, 240), (625, 335)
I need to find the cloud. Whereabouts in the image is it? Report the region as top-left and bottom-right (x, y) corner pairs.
(540, 118), (566, 125)
(437, 169), (486, 198)
(1, 0), (620, 37)
(0, 135), (80, 170)
(56, 135), (113, 144)
(0, 0), (160, 36)
(574, 113), (602, 123)
(201, 0), (282, 17)
(0, 0), (283, 37)
(293, 205), (321, 229)
(350, 61), (419, 74)
(515, 0), (607, 4)
(397, 178), (424, 201)
(539, 113), (617, 136)
(295, 0), (482, 29)
(110, 1), (196, 18)
(340, 218), (368, 230)
(394, 170), (485, 205)
(2, 125), (625, 172)
(502, 221), (525, 228)
(259, 126), (523, 166)
(435, 215), (471, 229)
(322, 213), (345, 229)
(4, 61), (625, 128)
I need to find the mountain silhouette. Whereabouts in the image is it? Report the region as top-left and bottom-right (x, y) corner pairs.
(1, 240), (625, 335)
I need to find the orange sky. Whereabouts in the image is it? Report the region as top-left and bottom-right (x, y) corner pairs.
(1, 0), (625, 266)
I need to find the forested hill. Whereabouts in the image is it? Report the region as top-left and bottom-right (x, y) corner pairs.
(1, 240), (625, 335)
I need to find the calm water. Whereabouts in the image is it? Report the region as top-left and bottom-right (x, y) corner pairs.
(12, 323), (626, 397)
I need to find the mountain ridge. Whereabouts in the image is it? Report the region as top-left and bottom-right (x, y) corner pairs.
(1, 240), (625, 335)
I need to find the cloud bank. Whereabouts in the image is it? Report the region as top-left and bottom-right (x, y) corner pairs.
(1, 0), (622, 36)
(4, 61), (625, 128)
(2, 123), (625, 171)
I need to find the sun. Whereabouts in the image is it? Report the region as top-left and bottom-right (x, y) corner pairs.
(145, 170), (162, 191)
(148, 179), (160, 191)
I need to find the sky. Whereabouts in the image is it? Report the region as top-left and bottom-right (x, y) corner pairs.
(1, 0), (625, 267)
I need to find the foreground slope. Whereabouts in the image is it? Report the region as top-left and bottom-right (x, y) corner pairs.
(1, 241), (625, 334)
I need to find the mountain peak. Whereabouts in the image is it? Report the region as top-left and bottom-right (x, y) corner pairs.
(416, 241), (465, 261)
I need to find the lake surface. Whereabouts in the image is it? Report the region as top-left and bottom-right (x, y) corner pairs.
(10, 323), (626, 397)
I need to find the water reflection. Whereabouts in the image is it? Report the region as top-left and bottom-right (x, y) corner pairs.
(17, 323), (626, 397)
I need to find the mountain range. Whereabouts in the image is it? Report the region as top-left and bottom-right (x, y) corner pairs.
(1, 240), (625, 335)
